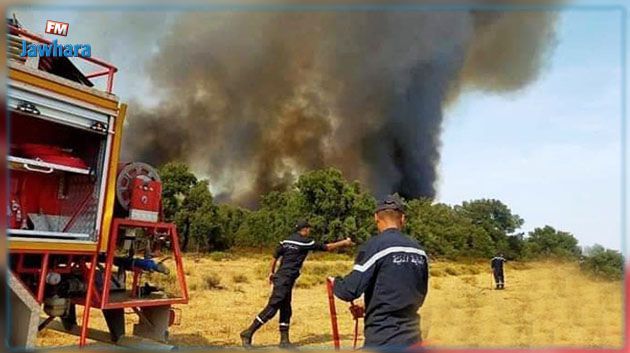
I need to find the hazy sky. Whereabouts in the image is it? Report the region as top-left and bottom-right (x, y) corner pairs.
(439, 9), (624, 251)
(10, 4), (626, 251)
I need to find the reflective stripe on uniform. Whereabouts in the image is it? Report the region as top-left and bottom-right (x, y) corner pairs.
(281, 240), (315, 246)
(353, 246), (427, 273)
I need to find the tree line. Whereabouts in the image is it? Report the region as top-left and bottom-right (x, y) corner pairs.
(159, 162), (624, 280)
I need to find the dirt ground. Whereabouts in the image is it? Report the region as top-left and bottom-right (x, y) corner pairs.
(37, 252), (623, 349)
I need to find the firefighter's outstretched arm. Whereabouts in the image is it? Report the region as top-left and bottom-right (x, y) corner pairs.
(324, 238), (354, 251)
(331, 247), (377, 302)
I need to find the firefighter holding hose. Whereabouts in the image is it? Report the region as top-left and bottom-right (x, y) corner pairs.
(330, 195), (429, 350)
(240, 220), (354, 349)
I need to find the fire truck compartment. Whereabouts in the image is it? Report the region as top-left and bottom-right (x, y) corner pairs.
(8, 109), (112, 242)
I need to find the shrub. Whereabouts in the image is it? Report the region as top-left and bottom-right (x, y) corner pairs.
(203, 272), (223, 290)
(444, 266), (459, 276)
(523, 226), (581, 260)
(144, 271), (180, 294)
(209, 252), (237, 262)
(233, 274), (249, 284)
(460, 265), (482, 275)
(580, 245), (624, 280)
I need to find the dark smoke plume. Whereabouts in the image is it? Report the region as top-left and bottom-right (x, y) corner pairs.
(123, 3), (557, 206)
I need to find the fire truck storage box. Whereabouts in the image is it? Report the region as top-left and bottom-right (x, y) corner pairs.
(7, 65), (118, 246)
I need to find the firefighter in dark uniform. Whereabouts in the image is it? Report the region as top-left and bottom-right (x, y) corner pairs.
(240, 220), (354, 348)
(331, 195), (429, 350)
(491, 254), (507, 289)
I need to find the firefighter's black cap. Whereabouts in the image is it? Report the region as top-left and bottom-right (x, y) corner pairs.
(295, 219), (311, 231)
(375, 194), (405, 214)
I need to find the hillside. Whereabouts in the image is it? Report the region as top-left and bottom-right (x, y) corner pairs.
(38, 253), (623, 349)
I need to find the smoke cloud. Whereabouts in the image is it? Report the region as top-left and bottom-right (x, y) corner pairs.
(123, 3), (558, 206)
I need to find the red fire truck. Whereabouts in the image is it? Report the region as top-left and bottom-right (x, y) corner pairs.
(6, 19), (188, 349)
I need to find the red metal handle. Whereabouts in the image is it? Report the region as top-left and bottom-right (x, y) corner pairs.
(326, 278), (341, 351)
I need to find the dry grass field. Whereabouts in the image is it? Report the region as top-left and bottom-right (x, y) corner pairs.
(37, 252), (623, 349)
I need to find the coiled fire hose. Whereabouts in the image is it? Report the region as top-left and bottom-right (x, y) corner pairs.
(326, 277), (364, 351)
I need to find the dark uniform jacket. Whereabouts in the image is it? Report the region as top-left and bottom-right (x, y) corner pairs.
(333, 228), (429, 349)
(273, 232), (326, 283)
(491, 256), (506, 273)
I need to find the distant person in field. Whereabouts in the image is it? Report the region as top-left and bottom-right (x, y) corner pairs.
(491, 254), (507, 289)
(330, 194), (429, 350)
(240, 220), (354, 349)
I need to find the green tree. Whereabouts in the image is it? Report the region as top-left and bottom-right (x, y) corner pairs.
(182, 180), (223, 251)
(234, 208), (279, 248)
(159, 162), (226, 252)
(454, 199), (524, 255)
(235, 168), (376, 248)
(159, 163), (607, 265)
(524, 225), (581, 259)
(217, 204), (248, 244)
(294, 168), (376, 244)
(233, 190), (301, 248)
(159, 162), (198, 251)
(406, 200), (464, 257)
(580, 245), (624, 280)
(424, 201), (495, 258)
(505, 232), (526, 260)
(159, 162), (198, 221)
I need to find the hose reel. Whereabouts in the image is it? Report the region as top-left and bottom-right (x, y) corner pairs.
(115, 162), (161, 211)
